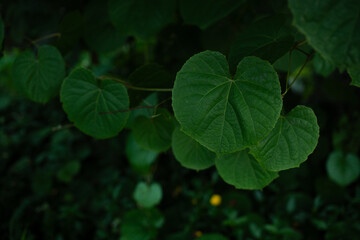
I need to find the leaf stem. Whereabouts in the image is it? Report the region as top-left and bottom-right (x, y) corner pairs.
(32, 33), (61, 44)
(99, 75), (173, 92)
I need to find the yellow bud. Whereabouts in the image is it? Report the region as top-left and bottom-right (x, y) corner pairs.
(194, 230), (203, 237)
(210, 194), (222, 206)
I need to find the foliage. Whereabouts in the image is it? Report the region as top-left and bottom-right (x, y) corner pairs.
(0, 0), (360, 239)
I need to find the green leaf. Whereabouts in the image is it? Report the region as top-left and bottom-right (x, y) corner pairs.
(347, 66), (360, 87)
(12, 45), (65, 103)
(171, 127), (215, 170)
(84, 0), (125, 53)
(133, 182), (162, 208)
(172, 51), (282, 153)
(326, 151), (360, 186)
(126, 93), (158, 129)
(57, 11), (83, 51)
(60, 68), (129, 139)
(0, 14), (4, 49)
(215, 150), (278, 190)
(229, 15), (294, 72)
(108, 0), (176, 39)
(250, 106), (319, 171)
(312, 53), (336, 77)
(180, 0), (245, 29)
(133, 108), (175, 152)
(126, 133), (158, 174)
(198, 234), (229, 240)
(289, 0), (360, 68)
(56, 161), (81, 183)
(128, 63), (173, 107)
(121, 209), (164, 240)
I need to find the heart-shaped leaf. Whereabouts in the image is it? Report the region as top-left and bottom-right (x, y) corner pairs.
(60, 68), (129, 139)
(180, 0), (245, 29)
(215, 150), (278, 190)
(229, 15), (294, 72)
(108, 0), (176, 39)
(172, 51), (282, 153)
(12, 45), (65, 103)
(250, 105), (319, 171)
(326, 151), (360, 186)
(133, 182), (162, 208)
(133, 108), (176, 152)
(289, 0), (360, 68)
(172, 127), (215, 170)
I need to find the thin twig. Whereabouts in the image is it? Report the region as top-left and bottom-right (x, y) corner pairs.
(32, 33), (61, 44)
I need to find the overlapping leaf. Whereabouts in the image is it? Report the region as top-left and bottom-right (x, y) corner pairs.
(60, 68), (129, 139)
(133, 108), (176, 152)
(172, 127), (215, 170)
(12, 45), (65, 103)
(347, 66), (360, 87)
(250, 106), (319, 171)
(289, 0), (360, 68)
(172, 51), (282, 153)
(180, 0), (245, 29)
(229, 15), (294, 71)
(215, 150), (278, 190)
(108, 0), (176, 39)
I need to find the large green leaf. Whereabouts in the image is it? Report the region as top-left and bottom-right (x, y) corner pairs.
(12, 45), (65, 103)
(326, 151), (360, 186)
(347, 66), (360, 87)
(289, 0), (360, 68)
(0, 14), (4, 49)
(215, 150), (278, 190)
(133, 182), (162, 208)
(229, 15), (295, 72)
(84, 0), (125, 53)
(60, 68), (129, 139)
(172, 127), (215, 170)
(250, 106), (319, 171)
(180, 0), (245, 29)
(126, 133), (158, 174)
(108, 0), (176, 39)
(133, 108), (176, 152)
(172, 51), (282, 153)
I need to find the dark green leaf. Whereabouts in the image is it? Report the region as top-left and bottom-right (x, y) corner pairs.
(180, 0), (245, 29)
(172, 51), (282, 153)
(312, 53), (336, 77)
(84, 0), (125, 53)
(198, 234), (229, 240)
(57, 11), (83, 51)
(133, 182), (162, 208)
(326, 151), (360, 186)
(60, 68), (129, 139)
(108, 0), (176, 39)
(172, 127), (215, 170)
(216, 150), (278, 190)
(133, 108), (175, 152)
(289, 0), (360, 68)
(229, 15), (294, 71)
(57, 161), (81, 183)
(126, 133), (158, 174)
(12, 45), (65, 103)
(347, 66), (360, 87)
(250, 106), (319, 171)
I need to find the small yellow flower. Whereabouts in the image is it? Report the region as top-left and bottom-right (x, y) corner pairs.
(194, 230), (203, 238)
(210, 194), (222, 206)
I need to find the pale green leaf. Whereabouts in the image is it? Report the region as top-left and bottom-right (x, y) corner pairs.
(60, 68), (129, 139)
(172, 127), (215, 170)
(229, 15), (294, 71)
(347, 66), (360, 87)
(215, 150), (278, 190)
(172, 51), (282, 153)
(126, 133), (158, 174)
(133, 108), (175, 152)
(180, 0), (245, 29)
(326, 151), (360, 186)
(289, 0), (360, 68)
(250, 105), (319, 171)
(12, 45), (65, 103)
(108, 0), (176, 39)
(133, 182), (162, 208)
